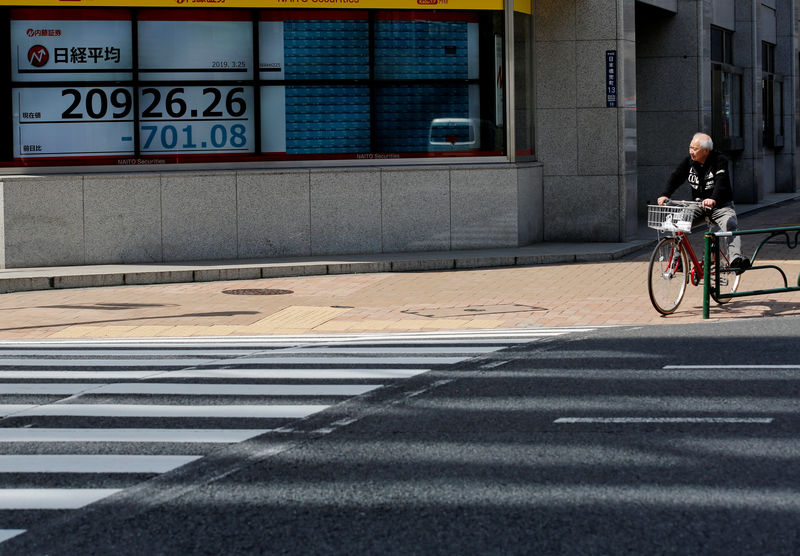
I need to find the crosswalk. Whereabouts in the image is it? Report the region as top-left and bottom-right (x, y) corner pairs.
(0, 328), (593, 544)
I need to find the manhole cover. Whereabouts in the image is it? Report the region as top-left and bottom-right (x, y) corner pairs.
(403, 304), (546, 318)
(222, 288), (294, 296)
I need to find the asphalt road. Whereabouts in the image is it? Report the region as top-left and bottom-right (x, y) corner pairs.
(2, 319), (800, 555)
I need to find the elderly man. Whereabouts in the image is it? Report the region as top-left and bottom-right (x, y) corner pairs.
(658, 132), (750, 270)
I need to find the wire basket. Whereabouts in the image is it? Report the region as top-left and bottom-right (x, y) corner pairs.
(647, 203), (698, 233)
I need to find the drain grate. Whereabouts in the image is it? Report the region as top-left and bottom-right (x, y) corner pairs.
(222, 288), (294, 296)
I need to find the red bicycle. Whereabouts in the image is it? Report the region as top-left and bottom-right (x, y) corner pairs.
(647, 201), (741, 315)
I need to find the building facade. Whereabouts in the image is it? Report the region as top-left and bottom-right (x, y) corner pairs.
(0, 0), (796, 268)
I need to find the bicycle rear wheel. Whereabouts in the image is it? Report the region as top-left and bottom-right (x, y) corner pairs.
(648, 237), (689, 315)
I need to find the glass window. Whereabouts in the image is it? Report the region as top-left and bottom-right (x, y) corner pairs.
(762, 41), (775, 73)
(710, 27), (743, 151)
(711, 67), (743, 142)
(762, 41), (784, 149)
(711, 26), (733, 64)
(2, 7), (506, 168)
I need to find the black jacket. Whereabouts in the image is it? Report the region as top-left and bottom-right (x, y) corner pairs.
(662, 150), (733, 207)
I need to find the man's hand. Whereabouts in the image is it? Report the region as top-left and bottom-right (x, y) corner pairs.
(702, 198), (716, 209)
(657, 196), (669, 206)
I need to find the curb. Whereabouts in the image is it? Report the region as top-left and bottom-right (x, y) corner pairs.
(0, 241), (652, 294)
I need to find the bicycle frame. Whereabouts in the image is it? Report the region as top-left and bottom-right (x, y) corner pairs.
(664, 232), (715, 284)
(663, 220), (733, 275)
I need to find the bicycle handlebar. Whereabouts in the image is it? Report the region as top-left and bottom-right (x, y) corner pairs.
(662, 199), (714, 216)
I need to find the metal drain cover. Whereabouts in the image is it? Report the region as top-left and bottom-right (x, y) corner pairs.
(402, 304), (546, 318)
(222, 288), (293, 296)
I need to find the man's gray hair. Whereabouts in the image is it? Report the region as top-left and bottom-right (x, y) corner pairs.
(693, 132), (713, 150)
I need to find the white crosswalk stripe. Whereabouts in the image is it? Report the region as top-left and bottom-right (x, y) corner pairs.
(0, 328), (594, 544)
(0, 489), (123, 510)
(0, 428), (270, 443)
(0, 455), (202, 474)
(0, 356), (471, 366)
(0, 530), (25, 543)
(0, 383), (380, 396)
(0, 369), (428, 380)
(1, 404), (331, 419)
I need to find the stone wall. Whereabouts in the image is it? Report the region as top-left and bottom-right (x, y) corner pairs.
(0, 163), (543, 268)
(533, 0), (639, 242)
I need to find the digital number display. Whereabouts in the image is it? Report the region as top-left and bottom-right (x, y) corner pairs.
(138, 85), (254, 154)
(8, 9), (490, 164)
(12, 86), (135, 157)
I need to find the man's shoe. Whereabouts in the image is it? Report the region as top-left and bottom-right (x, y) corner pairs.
(729, 257), (751, 271)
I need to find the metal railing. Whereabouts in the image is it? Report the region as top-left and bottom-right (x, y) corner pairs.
(703, 225), (800, 318)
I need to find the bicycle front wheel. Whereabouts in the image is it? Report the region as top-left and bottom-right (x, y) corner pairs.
(648, 237), (689, 315)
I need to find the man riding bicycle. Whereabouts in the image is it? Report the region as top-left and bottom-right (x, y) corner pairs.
(657, 132), (750, 270)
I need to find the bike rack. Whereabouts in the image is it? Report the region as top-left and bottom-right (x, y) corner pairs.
(703, 225), (800, 319)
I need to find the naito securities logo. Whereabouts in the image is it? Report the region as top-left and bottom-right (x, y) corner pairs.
(27, 45), (49, 67)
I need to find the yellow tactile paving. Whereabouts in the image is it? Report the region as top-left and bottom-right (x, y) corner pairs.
(192, 326), (245, 337)
(121, 326), (177, 337)
(83, 326), (140, 338)
(311, 321), (362, 332)
(46, 326), (102, 339)
(246, 306), (351, 332)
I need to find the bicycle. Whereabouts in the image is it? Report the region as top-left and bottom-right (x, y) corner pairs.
(647, 200), (741, 315)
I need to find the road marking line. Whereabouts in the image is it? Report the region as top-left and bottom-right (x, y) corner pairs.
(0, 345), (506, 357)
(279, 346), (502, 354)
(0, 369), (425, 380)
(0, 428), (270, 443)
(481, 360), (510, 369)
(0, 383), (380, 397)
(311, 416), (361, 436)
(0, 489), (122, 510)
(0, 405), (37, 418)
(0, 530), (26, 543)
(161, 368), (428, 379)
(0, 349), (275, 357)
(664, 365), (800, 369)
(3, 404), (329, 419)
(0, 455), (201, 474)
(191, 356), (469, 365)
(0, 356), (468, 366)
(404, 379), (454, 400)
(554, 417), (774, 424)
(0, 359), (219, 367)
(0, 371), (162, 379)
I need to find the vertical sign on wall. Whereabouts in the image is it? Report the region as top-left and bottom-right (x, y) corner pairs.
(606, 50), (617, 108)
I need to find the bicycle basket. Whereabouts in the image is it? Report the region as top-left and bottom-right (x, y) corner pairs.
(647, 204), (693, 233)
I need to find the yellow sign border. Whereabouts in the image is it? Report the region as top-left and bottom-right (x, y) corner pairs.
(0, 0), (514, 9)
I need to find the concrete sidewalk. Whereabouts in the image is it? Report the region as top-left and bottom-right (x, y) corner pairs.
(0, 193), (798, 340)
